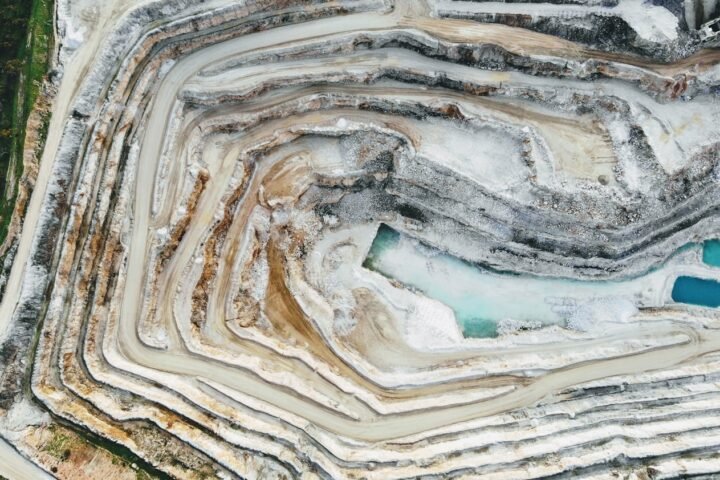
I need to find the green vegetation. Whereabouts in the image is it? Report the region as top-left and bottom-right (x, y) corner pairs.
(41, 425), (72, 460)
(42, 424), (164, 479)
(0, 0), (54, 244)
(62, 423), (169, 480)
(136, 470), (155, 480)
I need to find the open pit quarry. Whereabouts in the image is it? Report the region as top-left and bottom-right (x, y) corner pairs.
(1, 0), (720, 478)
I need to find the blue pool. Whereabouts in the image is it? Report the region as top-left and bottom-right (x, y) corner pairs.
(671, 276), (720, 308)
(363, 225), (647, 338)
(364, 225), (720, 337)
(703, 239), (720, 267)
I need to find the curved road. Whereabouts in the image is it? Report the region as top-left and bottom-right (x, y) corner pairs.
(1, 0), (718, 451)
(0, 438), (52, 480)
(115, 5), (720, 442)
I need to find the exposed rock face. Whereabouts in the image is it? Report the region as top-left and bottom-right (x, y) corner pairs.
(1, 0), (720, 478)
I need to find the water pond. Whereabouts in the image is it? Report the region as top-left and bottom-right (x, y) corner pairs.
(703, 239), (720, 267)
(364, 225), (654, 337)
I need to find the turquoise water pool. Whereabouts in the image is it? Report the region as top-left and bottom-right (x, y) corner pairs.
(363, 226), (507, 337)
(363, 225), (647, 338)
(672, 239), (720, 308)
(363, 225), (720, 336)
(703, 239), (720, 267)
(671, 276), (720, 308)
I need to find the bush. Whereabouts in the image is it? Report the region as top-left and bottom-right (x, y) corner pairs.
(3, 59), (24, 74)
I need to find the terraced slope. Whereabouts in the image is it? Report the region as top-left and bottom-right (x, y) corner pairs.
(1, 0), (720, 478)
